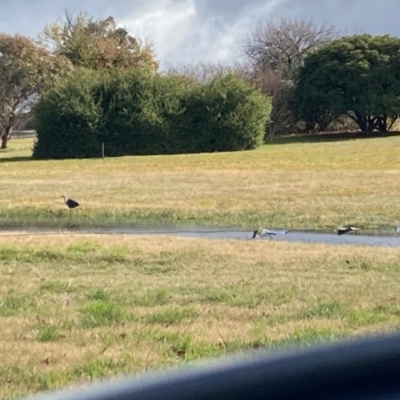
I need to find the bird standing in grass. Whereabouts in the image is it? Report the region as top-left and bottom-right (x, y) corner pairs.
(336, 225), (359, 235)
(252, 228), (290, 239)
(61, 195), (79, 221)
(61, 195), (79, 209)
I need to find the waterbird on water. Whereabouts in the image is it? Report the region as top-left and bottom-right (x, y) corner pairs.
(336, 225), (360, 235)
(252, 228), (291, 239)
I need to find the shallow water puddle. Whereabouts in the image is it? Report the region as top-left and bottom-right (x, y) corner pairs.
(0, 226), (398, 248)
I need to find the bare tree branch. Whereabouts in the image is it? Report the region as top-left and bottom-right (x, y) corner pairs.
(242, 17), (339, 80)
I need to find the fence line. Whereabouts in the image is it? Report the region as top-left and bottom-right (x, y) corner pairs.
(10, 130), (37, 139)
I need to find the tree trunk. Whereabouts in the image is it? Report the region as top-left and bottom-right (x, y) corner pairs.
(317, 113), (334, 132)
(367, 116), (377, 135)
(349, 112), (376, 136)
(376, 114), (388, 134)
(0, 125), (12, 149)
(305, 120), (316, 132)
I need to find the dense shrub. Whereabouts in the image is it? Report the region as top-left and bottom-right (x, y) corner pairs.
(183, 73), (271, 152)
(33, 70), (103, 159)
(33, 69), (271, 159)
(94, 70), (197, 156)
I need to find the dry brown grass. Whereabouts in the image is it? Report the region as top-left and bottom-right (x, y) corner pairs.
(0, 233), (400, 398)
(0, 136), (399, 228)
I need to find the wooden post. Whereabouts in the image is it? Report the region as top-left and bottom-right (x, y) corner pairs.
(269, 121), (274, 142)
(102, 142), (105, 159)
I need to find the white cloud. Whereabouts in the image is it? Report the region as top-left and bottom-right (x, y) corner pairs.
(120, 0), (196, 66)
(119, 0), (282, 68)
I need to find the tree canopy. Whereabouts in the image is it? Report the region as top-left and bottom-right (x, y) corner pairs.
(0, 33), (71, 148)
(40, 11), (158, 71)
(291, 34), (400, 134)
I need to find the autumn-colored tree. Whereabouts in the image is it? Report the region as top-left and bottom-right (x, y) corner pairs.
(41, 11), (158, 71)
(0, 33), (72, 148)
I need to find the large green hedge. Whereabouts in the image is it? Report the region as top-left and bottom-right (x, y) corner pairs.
(33, 69), (271, 159)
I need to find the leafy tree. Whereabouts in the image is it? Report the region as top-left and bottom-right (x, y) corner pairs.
(0, 33), (71, 149)
(291, 34), (400, 135)
(40, 11), (158, 71)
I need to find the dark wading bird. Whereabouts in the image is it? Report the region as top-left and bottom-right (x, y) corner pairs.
(336, 225), (360, 235)
(61, 195), (79, 209)
(61, 195), (79, 220)
(252, 228), (291, 240)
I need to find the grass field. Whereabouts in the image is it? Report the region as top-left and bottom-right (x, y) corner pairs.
(1, 233), (400, 398)
(0, 135), (399, 230)
(0, 135), (400, 398)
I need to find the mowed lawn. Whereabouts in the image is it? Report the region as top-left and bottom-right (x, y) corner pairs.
(0, 134), (399, 229)
(1, 234), (400, 399)
(0, 135), (400, 398)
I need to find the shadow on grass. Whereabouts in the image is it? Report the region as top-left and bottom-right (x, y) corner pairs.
(267, 131), (400, 145)
(0, 156), (33, 163)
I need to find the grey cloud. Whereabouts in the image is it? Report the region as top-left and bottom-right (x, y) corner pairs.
(0, 0), (150, 38)
(269, 0), (400, 37)
(0, 0), (399, 67)
(193, 0), (269, 23)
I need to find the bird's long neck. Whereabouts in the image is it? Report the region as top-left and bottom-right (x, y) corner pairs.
(62, 195), (67, 204)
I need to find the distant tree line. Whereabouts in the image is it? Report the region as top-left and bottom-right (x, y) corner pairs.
(1, 10), (400, 155)
(241, 19), (400, 137)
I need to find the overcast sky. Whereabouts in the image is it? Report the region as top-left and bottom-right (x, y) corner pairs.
(0, 0), (399, 69)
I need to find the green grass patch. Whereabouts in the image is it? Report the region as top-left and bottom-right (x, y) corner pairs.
(0, 294), (29, 317)
(299, 300), (343, 319)
(346, 308), (390, 327)
(80, 300), (130, 328)
(118, 289), (170, 307)
(35, 323), (61, 342)
(39, 281), (75, 294)
(72, 355), (129, 380)
(143, 307), (198, 325)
